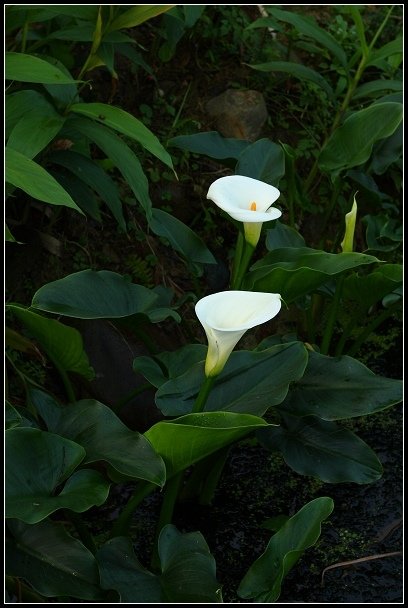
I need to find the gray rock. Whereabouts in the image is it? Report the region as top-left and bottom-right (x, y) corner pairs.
(206, 89), (268, 141)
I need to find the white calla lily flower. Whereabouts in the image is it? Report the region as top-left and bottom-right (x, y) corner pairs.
(207, 175), (281, 247)
(195, 290), (282, 377)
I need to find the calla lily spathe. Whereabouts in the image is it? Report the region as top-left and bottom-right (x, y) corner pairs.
(341, 196), (357, 253)
(195, 290), (282, 377)
(207, 175), (282, 246)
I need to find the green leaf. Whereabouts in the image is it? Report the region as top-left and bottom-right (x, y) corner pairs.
(5, 326), (41, 357)
(6, 427), (110, 523)
(5, 402), (22, 430)
(46, 24), (99, 42)
(265, 221), (306, 249)
(149, 208), (216, 264)
(107, 5), (174, 31)
(353, 79), (403, 100)
(6, 519), (105, 600)
(6, 89), (61, 138)
(97, 537), (161, 602)
(235, 139), (285, 186)
(7, 6), (100, 20)
(369, 122), (402, 175)
(238, 497), (334, 602)
(69, 115), (152, 217)
(7, 304), (94, 380)
(318, 102), (403, 174)
(5, 52), (78, 84)
(347, 6), (368, 55)
(183, 5), (206, 27)
(159, 525), (221, 602)
(279, 351), (402, 421)
(249, 61), (334, 98)
(243, 247), (379, 303)
(362, 214), (403, 253)
(51, 150), (126, 230)
(33, 393), (166, 487)
(258, 415), (383, 483)
(70, 102), (173, 170)
(343, 264), (403, 311)
(7, 110), (65, 159)
(260, 7), (348, 68)
(156, 342), (308, 417)
(366, 37), (403, 67)
(168, 131), (250, 160)
(51, 168), (102, 222)
(145, 412), (269, 478)
(41, 56), (79, 108)
(134, 343), (207, 388)
(97, 525), (221, 603)
(5, 147), (83, 213)
(31, 269), (158, 319)
(5, 224), (21, 243)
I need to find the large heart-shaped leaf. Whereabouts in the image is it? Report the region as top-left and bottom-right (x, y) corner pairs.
(31, 269), (158, 319)
(257, 414), (383, 483)
(6, 427), (109, 523)
(279, 351), (402, 420)
(32, 392), (166, 487)
(169, 131), (250, 160)
(265, 221), (306, 250)
(145, 412), (269, 478)
(6, 519), (105, 600)
(235, 139), (285, 185)
(243, 247), (379, 303)
(154, 342), (308, 416)
(343, 264), (403, 309)
(7, 304), (94, 380)
(134, 343), (207, 388)
(149, 208), (216, 264)
(97, 524), (221, 602)
(318, 102), (403, 174)
(238, 497), (334, 602)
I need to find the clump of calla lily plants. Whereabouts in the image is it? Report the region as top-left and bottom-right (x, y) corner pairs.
(6, 174), (402, 603)
(5, 5), (402, 604)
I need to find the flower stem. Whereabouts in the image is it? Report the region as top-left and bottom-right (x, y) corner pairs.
(150, 472), (184, 571)
(230, 230), (244, 288)
(48, 354), (76, 403)
(198, 445), (231, 505)
(192, 375), (216, 413)
(320, 274), (345, 355)
(231, 241), (255, 290)
(110, 481), (156, 538)
(5, 576), (46, 603)
(150, 374), (218, 568)
(347, 301), (401, 358)
(334, 309), (364, 357)
(64, 510), (96, 553)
